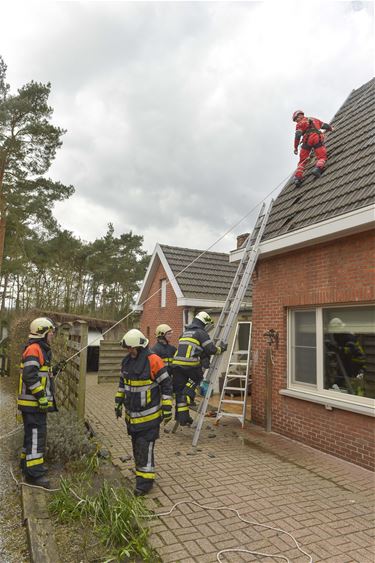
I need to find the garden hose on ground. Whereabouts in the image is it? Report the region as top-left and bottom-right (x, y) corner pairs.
(10, 465), (313, 562)
(142, 499), (313, 563)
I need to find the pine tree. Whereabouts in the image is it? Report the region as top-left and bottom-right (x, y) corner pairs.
(0, 56), (74, 275)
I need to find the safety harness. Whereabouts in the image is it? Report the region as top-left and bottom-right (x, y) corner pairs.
(301, 118), (325, 150)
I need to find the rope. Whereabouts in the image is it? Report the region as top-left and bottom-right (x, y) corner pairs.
(142, 499), (313, 562)
(9, 465), (60, 492)
(9, 462), (314, 562)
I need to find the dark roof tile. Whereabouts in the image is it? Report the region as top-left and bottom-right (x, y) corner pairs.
(160, 244), (252, 302)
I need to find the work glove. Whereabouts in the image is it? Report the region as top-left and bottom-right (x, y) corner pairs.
(215, 341), (227, 355)
(162, 406), (172, 424)
(162, 398), (172, 423)
(201, 356), (210, 369)
(294, 149), (298, 155)
(183, 379), (197, 404)
(115, 404), (123, 419)
(52, 360), (67, 376)
(38, 396), (49, 412)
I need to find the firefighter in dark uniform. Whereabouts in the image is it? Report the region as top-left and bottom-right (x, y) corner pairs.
(325, 317), (367, 395)
(151, 324), (176, 375)
(115, 329), (173, 496)
(172, 311), (227, 426)
(17, 317), (64, 488)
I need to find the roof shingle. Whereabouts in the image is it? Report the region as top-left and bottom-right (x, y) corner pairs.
(160, 244), (251, 302)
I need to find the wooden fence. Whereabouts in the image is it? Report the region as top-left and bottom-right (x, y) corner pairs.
(54, 320), (88, 420)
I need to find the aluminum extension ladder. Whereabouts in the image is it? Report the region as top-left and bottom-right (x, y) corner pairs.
(215, 321), (252, 427)
(190, 200), (274, 449)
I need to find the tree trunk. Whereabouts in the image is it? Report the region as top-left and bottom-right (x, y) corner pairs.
(0, 154), (6, 278)
(0, 271), (9, 310)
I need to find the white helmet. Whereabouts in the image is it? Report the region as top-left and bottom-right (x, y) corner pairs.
(195, 311), (214, 329)
(29, 317), (55, 339)
(121, 328), (149, 349)
(155, 324), (172, 338)
(328, 318), (346, 332)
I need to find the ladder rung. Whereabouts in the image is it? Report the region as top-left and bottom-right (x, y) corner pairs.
(220, 399), (246, 405)
(223, 386), (246, 391)
(225, 374), (247, 379)
(217, 412), (245, 420)
(229, 362), (248, 366)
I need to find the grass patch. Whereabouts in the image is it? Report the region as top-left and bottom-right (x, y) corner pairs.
(49, 454), (160, 562)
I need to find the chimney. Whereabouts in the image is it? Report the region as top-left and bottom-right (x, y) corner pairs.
(236, 233), (250, 249)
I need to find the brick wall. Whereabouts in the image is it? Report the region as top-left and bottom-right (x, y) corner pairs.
(251, 230), (375, 470)
(139, 261), (184, 350)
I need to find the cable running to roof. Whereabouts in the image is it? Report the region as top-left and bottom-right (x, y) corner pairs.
(62, 169), (292, 362)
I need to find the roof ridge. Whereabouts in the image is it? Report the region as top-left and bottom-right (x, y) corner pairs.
(160, 243), (229, 257)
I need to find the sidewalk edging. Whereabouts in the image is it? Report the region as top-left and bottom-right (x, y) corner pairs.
(21, 485), (61, 563)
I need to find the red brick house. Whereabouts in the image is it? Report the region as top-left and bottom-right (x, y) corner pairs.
(134, 242), (251, 356)
(232, 78), (375, 470)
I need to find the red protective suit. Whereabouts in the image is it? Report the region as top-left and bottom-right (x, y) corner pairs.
(294, 117), (332, 179)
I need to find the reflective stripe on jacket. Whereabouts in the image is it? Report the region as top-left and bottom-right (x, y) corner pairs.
(17, 340), (56, 413)
(115, 348), (172, 433)
(173, 320), (218, 370)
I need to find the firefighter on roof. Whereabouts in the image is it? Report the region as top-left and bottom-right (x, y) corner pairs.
(292, 110), (334, 187)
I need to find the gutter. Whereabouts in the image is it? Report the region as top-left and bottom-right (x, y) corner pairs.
(230, 204), (375, 262)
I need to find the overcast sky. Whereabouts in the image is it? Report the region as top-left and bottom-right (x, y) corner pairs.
(1, 1), (374, 254)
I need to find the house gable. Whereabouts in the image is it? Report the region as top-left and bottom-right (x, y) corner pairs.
(135, 243), (251, 311)
(134, 244), (183, 312)
(139, 259), (184, 343)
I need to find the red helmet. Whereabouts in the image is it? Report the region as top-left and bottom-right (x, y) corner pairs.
(292, 110), (304, 122)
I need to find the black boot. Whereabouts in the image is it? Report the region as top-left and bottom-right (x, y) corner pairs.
(134, 488), (148, 497)
(24, 475), (50, 489)
(179, 415), (194, 427)
(311, 167), (322, 178)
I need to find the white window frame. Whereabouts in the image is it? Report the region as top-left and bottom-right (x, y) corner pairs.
(282, 305), (375, 417)
(160, 279), (167, 308)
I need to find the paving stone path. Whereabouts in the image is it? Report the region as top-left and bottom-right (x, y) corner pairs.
(86, 375), (375, 562)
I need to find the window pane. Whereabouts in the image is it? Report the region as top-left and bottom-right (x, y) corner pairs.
(323, 306), (375, 398)
(292, 311), (316, 385)
(160, 279), (166, 308)
(295, 312), (316, 346)
(294, 347), (317, 384)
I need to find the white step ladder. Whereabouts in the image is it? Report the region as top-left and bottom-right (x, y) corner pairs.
(215, 321), (252, 427)
(191, 200), (274, 449)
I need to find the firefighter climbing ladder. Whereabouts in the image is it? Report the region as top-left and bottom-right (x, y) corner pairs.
(215, 320), (252, 427)
(191, 200), (274, 449)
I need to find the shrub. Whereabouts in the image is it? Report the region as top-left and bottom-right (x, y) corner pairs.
(47, 409), (95, 463)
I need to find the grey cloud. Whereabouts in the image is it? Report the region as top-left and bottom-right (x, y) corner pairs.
(2, 2), (373, 253)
